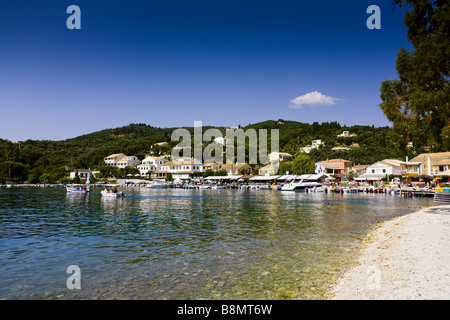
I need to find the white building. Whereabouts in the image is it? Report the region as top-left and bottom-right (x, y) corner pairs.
(70, 169), (93, 180)
(213, 137), (228, 145)
(137, 156), (167, 177)
(355, 159), (405, 181)
(337, 131), (357, 138)
(300, 139), (324, 154)
(104, 153), (126, 166)
(268, 152), (293, 163)
(158, 158), (204, 180)
(116, 156), (141, 168)
(258, 164), (277, 175)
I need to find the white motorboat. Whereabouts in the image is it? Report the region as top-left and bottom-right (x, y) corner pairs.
(211, 184), (226, 189)
(146, 180), (168, 189)
(280, 179), (322, 192)
(66, 185), (89, 194)
(342, 187), (358, 193)
(101, 189), (124, 198)
(314, 186), (326, 192)
(198, 184), (210, 189)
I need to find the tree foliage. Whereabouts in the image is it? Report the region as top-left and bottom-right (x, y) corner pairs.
(0, 120), (425, 183)
(290, 154), (315, 175)
(380, 0), (450, 152)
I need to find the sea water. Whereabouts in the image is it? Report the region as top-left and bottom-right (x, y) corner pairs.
(0, 187), (435, 299)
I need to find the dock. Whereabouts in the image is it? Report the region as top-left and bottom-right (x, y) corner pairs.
(399, 188), (435, 198)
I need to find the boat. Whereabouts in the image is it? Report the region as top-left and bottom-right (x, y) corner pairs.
(101, 189), (124, 198)
(372, 187), (385, 193)
(342, 187), (358, 193)
(211, 184), (226, 189)
(66, 185), (89, 194)
(198, 184), (210, 189)
(146, 180), (168, 189)
(258, 183), (272, 190)
(280, 179), (322, 192)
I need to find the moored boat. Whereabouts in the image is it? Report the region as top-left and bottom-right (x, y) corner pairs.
(101, 189), (124, 198)
(146, 180), (168, 189)
(66, 185), (89, 194)
(280, 179), (322, 192)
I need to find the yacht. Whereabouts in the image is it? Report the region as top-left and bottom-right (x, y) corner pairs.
(280, 179), (322, 192)
(146, 180), (168, 189)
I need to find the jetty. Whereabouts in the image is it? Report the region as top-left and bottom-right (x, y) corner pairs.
(399, 187), (435, 198)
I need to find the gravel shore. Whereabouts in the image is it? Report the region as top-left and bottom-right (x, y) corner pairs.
(329, 205), (450, 300)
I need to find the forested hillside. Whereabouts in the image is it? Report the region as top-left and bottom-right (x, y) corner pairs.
(0, 120), (427, 183)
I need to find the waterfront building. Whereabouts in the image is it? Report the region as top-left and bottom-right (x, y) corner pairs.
(355, 159), (405, 181)
(70, 169), (93, 180)
(403, 152), (450, 176)
(137, 156), (166, 177)
(220, 163), (251, 176)
(315, 159), (352, 179)
(156, 158), (204, 180)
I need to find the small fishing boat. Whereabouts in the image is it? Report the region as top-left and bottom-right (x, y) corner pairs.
(66, 185), (89, 194)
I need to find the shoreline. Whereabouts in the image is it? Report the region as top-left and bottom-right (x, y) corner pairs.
(328, 204), (450, 300)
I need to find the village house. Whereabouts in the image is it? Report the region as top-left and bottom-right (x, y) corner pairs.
(220, 163), (252, 176)
(137, 156), (166, 177)
(337, 131), (357, 138)
(258, 164), (277, 176)
(402, 152), (450, 176)
(116, 156), (141, 169)
(355, 159), (405, 181)
(70, 169), (93, 180)
(104, 153), (126, 166)
(156, 158), (204, 180)
(213, 137), (228, 145)
(351, 164), (370, 176)
(268, 152), (293, 163)
(315, 159), (353, 179)
(203, 163), (221, 172)
(300, 139), (324, 154)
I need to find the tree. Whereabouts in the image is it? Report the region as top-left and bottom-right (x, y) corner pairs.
(380, 0), (450, 152)
(278, 161), (292, 175)
(290, 154), (315, 175)
(0, 161), (28, 182)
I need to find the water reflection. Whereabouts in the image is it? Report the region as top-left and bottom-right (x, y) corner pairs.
(0, 188), (435, 299)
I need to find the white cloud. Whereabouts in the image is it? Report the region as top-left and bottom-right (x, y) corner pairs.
(289, 91), (340, 109)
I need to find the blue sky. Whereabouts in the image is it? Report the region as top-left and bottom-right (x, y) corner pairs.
(0, 0), (412, 141)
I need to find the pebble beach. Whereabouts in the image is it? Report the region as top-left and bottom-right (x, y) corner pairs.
(329, 205), (450, 300)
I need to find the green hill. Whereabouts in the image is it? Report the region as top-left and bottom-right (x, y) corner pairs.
(0, 120), (425, 183)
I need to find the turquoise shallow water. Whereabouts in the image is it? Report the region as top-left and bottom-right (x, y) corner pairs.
(0, 187), (435, 299)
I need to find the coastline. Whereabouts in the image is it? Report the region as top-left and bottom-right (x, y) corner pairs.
(328, 204), (450, 300)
